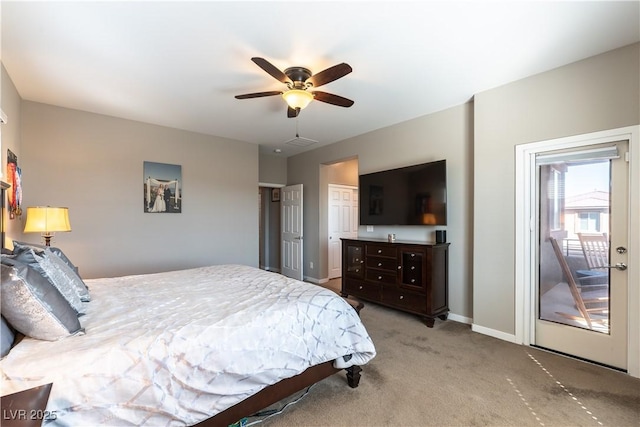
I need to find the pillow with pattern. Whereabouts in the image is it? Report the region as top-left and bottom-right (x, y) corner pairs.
(0, 263), (84, 341)
(44, 248), (91, 302)
(13, 240), (82, 276)
(6, 247), (87, 314)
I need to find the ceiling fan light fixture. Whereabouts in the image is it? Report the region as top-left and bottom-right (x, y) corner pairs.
(282, 89), (313, 110)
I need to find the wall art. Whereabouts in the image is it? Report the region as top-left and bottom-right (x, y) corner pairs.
(143, 161), (182, 213)
(7, 149), (22, 219)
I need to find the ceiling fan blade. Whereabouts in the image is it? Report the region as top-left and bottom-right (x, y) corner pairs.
(287, 107), (300, 118)
(235, 91), (282, 99)
(312, 91), (354, 107)
(307, 63), (352, 88)
(251, 57), (291, 84)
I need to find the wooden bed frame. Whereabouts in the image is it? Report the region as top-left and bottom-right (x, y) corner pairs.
(200, 362), (362, 426)
(0, 182), (364, 427)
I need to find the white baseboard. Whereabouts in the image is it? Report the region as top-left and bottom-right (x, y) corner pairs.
(303, 276), (329, 284)
(471, 323), (518, 343)
(447, 313), (472, 325)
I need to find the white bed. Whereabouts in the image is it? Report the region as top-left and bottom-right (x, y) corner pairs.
(0, 264), (376, 426)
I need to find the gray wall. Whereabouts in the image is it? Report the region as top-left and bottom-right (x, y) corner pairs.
(288, 103), (474, 319)
(14, 100), (259, 279)
(324, 158), (358, 186)
(1, 65), (23, 243)
(473, 43), (639, 334)
(259, 153), (287, 185)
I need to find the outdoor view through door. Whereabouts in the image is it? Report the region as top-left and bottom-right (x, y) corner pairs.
(539, 158), (612, 333)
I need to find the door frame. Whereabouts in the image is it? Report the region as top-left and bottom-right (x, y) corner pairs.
(258, 183), (284, 273)
(327, 184), (358, 279)
(515, 125), (640, 378)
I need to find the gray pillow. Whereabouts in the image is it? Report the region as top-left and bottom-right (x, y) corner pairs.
(7, 248), (87, 314)
(13, 240), (78, 273)
(0, 263), (84, 341)
(1, 316), (15, 358)
(44, 248), (91, 302)
(13, 242), (90, 300)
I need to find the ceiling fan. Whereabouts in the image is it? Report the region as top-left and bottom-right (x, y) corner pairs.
(235, 57), (354, 118)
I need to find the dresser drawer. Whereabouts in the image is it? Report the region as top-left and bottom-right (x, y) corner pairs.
(400, 264), (425, 289)
(365, 269), (397, 284)
(344, 242), (365, 279)
(366, 244), (396, 258)
(366, 256), (398, 271)
(345, 262), (365, 277)
(344, 279), (381, 301)
(382, 287), (425, 314)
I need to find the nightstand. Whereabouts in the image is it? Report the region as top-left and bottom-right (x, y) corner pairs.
(1, 383), (53, 427)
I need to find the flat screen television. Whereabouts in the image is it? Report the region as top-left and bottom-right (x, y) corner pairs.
(359, 159), (447, 226)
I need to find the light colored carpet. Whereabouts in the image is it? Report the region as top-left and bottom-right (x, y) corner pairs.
(251, 280), (639, 426)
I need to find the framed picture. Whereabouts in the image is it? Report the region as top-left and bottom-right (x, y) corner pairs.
(143, 161), (182, 213)
(271, 188), (281, 202)
(7, 149), (22, 219)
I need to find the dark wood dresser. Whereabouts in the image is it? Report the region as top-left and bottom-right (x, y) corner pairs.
(340, 238), (449, 327)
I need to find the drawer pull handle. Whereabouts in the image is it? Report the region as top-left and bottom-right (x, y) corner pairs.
(359, 285), (363, 290)
(378, 249), (382, 253)
(411, 253), (415, 258)
(398, 266), (402, 270)
(355, 269), (360, 273)
(411, 279), (416, 283)
(378, 276), (382, 280)
(361, 260), (364, 264)
(399, 295), (404, 300)
(411, 266), (415, 270)
(378, 262), (382, 267)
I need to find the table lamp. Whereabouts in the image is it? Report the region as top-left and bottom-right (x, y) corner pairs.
(23, 206), (71, 246)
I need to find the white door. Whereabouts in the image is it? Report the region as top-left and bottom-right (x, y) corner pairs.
(534, 140), (629, 369)
(281, 184), (303, 280)
(328, 185), (359, 279)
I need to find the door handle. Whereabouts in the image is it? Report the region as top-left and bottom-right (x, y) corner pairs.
(603, 262), (627, 271)
(294, 236), (303, 240)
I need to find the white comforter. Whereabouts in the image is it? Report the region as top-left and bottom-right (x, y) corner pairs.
(0, 264), (376, 426)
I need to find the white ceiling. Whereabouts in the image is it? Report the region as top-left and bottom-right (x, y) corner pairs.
(2, 1), (639, 157)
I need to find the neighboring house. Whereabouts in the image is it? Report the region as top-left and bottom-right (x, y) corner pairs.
(565, 190), (610, 239)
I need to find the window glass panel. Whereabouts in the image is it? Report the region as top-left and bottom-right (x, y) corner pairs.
(538, 159), (610, 334)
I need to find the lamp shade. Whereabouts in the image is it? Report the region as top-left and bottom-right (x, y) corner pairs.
(24, 207), (71, 233)
(282, 89), (314, 110)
